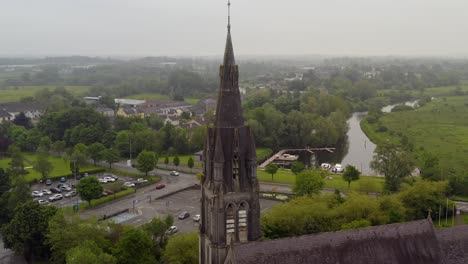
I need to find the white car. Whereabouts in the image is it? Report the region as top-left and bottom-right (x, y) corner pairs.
(332, 164), (344, 173)
(170, 171), (179, 176)
(32, 191), (43, 197)
(98, 178), (108, 184)
(64, 191), (77, 198)
(193, 214), (201, 222)
(37, 199), (49, 205)
(123, 182), (135, 188)
(49, 194), (63, 202)
(166, 226), (178, 235)
(136, 178), (148, 183)
(41, 189), (52, 195)
(321, 163), (331, 170)
(103, 176), (116, 182)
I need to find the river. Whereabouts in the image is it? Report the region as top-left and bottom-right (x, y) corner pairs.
(316, 100), (419, 175)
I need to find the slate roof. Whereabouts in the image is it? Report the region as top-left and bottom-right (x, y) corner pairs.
(0, 102), (42, 113)
(228, 219), (443, 264)
(437, 225), (468, 264)
(0, 109), (12, 118)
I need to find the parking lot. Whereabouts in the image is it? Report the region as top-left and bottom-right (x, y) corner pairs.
(124, 189), (282, 234)
(30, 173), (136, 207)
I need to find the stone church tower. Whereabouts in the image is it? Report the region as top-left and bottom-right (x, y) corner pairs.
(199, 2), (261, 263)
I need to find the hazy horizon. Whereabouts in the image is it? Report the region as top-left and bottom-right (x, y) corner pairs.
(1, 0), (467, 57)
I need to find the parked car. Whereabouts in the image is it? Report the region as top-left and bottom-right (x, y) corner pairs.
(103, 176), (116, 183)
(64, 191), (77, 198)
(49, 194), (63, 202)
(103, 190), (114, 196)
(170, 171), (179, 176)
(332, 164), (344, 173)
(32, 191), (43, 197)
(166, 226), (178, 235)
(45, 179), (52, 186)
(136, 178), (148, 184)
(155, 183), (166, 189)
(178, 211), (190, 220)
(104, 173), (118, 180)
(60, 177), (67, 182)
(321, 163), (331, 170)
(41, 189), (52, 195)
(193, 214), (201, 222)
(57, 183), (66, 188)
(37, 199), (49, 205)
(123, 182), (135, 189)
(50, 188), (62, 194)
(59, 185), (72, 192)
(98, 178), (108, 184)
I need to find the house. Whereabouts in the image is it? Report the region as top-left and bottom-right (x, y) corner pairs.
(0, 109), (12, 122)
(95, 107), (115, 117)
(164, 115), (181, 126)
(114, 99), (146, 107)
(0, 102), (43, 120)
(116, 107), (144, 118)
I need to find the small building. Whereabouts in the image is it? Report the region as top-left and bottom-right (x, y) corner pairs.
(115, 98), (146, 107)
(95, 107), (115, 117)
(272, 153), (299, 168)
(116, 107), (144, 118)
(0, 109), (12, 122)
(0, 102), (43, 120)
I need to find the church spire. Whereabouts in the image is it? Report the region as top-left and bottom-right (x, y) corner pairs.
(215, 0), (243, 128)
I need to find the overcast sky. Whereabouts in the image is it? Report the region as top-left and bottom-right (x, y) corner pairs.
(1, 0), (467, 57)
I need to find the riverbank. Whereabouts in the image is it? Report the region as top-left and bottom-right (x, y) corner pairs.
(360, 95), (468, 180)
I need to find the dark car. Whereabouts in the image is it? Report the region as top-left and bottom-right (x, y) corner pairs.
(178, 211), (190, 220)
(155, 183), (166, 190)
(50, 188), (62, 194)
(45, 179), (52, 186)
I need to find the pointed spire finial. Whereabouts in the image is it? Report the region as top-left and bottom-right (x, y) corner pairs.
(228, 0), (231, 29)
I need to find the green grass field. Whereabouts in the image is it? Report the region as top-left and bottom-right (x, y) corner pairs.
(0, 85), (90, 103)
(124, 92), (199, 105)
(0, 153), (101, 182)
(257, 168), (384, 193)
(362, 95), (468, 175)
(377, 83), (468, 98)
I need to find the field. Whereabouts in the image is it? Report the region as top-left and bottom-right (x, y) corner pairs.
(361, 95), (468, 175)
(0, 153), (101, 182)
(377, 83), (468, 98)
(0, 85), (90, 103)
(257, 168), (384, 193)
(124, 92), (199, 105)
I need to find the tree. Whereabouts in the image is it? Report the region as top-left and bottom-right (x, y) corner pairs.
(13, 112), (32, 129)
(103, 148), (120, 169)
(51, 140), (66, 154)
(265, 163), (278, 181)
(38, 136), (52, 152)
(187, 157), (194, 172)
(162, 232), (199, 264)
(419, 152), (441, 181)
(8, 145), (24, 177)
(141, 215), (174, 261)
(88, 142), (106, 165)
(1, 200), (57, 262)
(343, 165), (360, 189)
(293, 170), (325, 196)
(77, 176), (103, 206)
(34, 152), (54, 180)
(136, 150), (157, 176)
(164, 156), (169, 168)
(66, 240), (116, 264)
(291, 161), (305, 175)
(370, 144), (414, 192)
(113, 228), (156, 264)
(173, 155), (180, 168)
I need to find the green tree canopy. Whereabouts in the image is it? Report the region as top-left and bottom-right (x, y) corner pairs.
(370, 144), (414, 192)
(1, 200), (57, 262)
(293, 170), (325, 196)
(88, 142), (106, 166)
(162, 233), (199, 264)
(265, 163), (278, 181)
(343, 165), (361, 189)
(103, 148), (120, 169)
(173, 155), (180, 168)
(136, 150), (157, 176)
(66, 240), (116, 264)
(77, 176), (103, 206)
(142, 215), (174, 261)
(187, 156), (194, 172)
(113, 228), (156, 264)
(291, 161), (305, 175)
(34, 152), (54, 180)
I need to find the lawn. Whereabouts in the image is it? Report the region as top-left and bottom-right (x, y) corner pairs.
(124, 92), (199, 105)
(377, 83), (468, 98)
(257, 168), (384, 193)
(0, 85), (90, 103)
(0, 153), (101, 182)
(361, 95), (468, 176)
(256, 148), (273, 162)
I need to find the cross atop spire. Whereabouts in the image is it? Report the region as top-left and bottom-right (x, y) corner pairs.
(228, 0), (231, 29)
